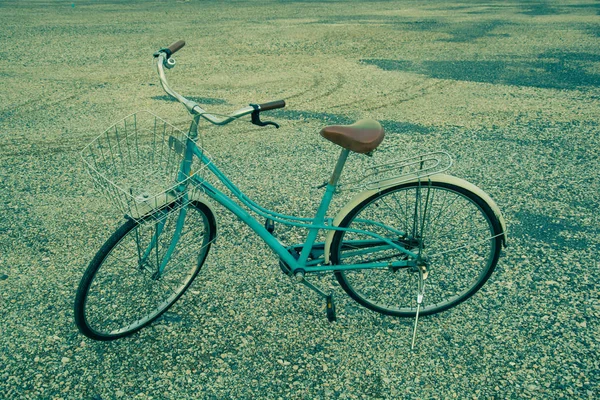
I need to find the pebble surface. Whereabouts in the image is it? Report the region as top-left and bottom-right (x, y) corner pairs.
(1, 1), (599, 399)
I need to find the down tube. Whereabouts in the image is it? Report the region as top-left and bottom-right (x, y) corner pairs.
(192, 176), (300, 270)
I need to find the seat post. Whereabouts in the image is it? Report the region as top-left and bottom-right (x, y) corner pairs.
(328, 148), (351, 187)
(297, 148), (350, 265)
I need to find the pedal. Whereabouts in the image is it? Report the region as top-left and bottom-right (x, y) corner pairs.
(265, 218), (275, 234)
(325, 293), (337, 322)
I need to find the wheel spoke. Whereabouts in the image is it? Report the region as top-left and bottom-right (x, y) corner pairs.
(332, 182), (501, 317)
(75, 202), (215, 340)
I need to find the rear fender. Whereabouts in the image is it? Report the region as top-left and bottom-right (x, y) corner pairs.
(323, 174), (507, 264)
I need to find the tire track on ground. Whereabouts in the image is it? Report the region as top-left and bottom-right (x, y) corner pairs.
(327, 79), (452, 113)
(363, 80), (452, 112)
(290, 72), (347, 107)
(282, 73), (324, 102)
(0, 93), (79, 122)
(0, 81), (108, 122)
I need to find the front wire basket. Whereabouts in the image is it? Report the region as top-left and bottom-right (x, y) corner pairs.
(81, 111), (209, 220)
(339, 151), (453, 192)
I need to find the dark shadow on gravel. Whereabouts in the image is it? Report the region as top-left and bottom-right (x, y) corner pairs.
(566, 2), (600, 15)
(310, 15), (507, 42)
(380, 120), (432, 134)
(439, 20), (507, 42)
(270, 109), (353, 125)
(270, 109), (432, 134)
(520, 1), (561, 16)
(362, 52), (600, 89)
(511, 211), (591, 249)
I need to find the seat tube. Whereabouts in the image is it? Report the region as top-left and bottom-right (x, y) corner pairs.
(298, 148), (350, 264)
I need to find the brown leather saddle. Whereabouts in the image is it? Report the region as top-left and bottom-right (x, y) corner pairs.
(320, 119), (384, 154)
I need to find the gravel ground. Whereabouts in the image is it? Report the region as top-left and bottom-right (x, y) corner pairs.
(1, 0), (599, 398)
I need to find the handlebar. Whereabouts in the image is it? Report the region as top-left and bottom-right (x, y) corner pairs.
(165, 40), (185, 57)
(153, 41), (285, 127)
(256, 100), (286, 111)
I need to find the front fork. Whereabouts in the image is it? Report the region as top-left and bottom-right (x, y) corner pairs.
(135, 195), (189, 279)
(137, 121), (199, 279)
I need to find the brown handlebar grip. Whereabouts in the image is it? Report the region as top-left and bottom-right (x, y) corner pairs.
(258, 100), (286, 111)
(166, 40), (185, 56)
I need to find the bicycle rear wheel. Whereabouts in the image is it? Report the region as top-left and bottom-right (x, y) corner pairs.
(331, 181), (502, 317)
(74, 201), (216, 340)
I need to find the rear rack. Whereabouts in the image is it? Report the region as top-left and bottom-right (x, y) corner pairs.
(339, 151), (453, 191)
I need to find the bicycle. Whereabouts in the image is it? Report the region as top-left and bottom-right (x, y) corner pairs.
(74, 41), (507, 346)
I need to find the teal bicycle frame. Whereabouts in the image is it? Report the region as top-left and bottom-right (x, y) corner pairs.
(158, 114), (419, 279)
(74, 42), (507, 344)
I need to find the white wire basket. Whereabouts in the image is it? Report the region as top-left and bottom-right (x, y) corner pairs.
(339, 151), (453, 192)
(81, 111), (209, 220)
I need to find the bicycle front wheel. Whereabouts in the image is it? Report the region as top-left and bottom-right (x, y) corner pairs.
(74, 201), (216, 340)
(331, 181), (502, 317)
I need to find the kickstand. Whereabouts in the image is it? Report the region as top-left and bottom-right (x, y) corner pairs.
(411, 266), (426, 351)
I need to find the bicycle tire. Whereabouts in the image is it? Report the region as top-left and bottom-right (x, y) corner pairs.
(74, 201), (216, 340)
(331, 181), (503, 317)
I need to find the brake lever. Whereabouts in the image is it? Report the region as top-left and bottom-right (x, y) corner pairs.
(249, 104), (280, 129)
